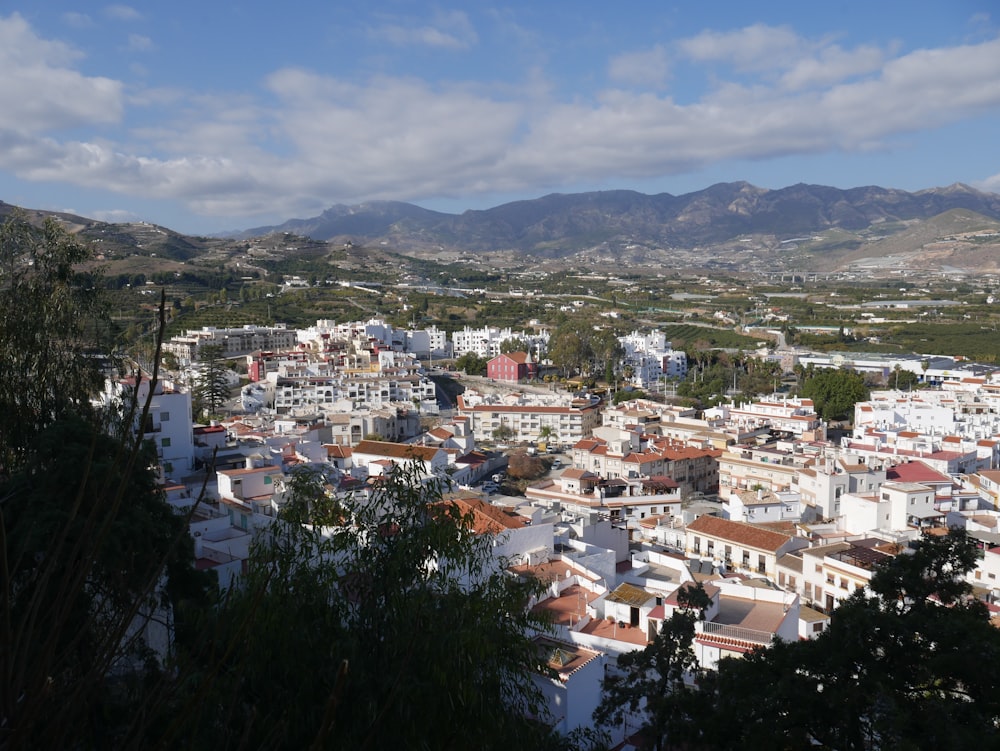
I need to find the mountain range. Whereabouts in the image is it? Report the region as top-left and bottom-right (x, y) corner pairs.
(5, 181), (1000, 274)
(231, 182), (1000, 274)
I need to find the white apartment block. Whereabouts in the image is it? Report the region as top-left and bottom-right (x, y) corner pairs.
(839, 481), (942, 536)
(455, 390), (602, 445)
(794, 456), (886, 522)
(684, 514), (807, 579)
(164, 324), (297, 364)
(619, 329), (688, 386)
(299, 318), (450, 358)
(103, 376), (194, 479)
(451, 325), (549, 359)
(267, 372), (437, 415)
(724, 396), (826, 440)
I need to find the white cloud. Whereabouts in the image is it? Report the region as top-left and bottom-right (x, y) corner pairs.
(974, 173), (1000, 194)
(104, 5), (141, 21)
(0, 14), (122, 133)
(61, 12), (93, 29)
(679, 24), (805, 71)
(370, 10), (477, 50)
(126, 33), (154, 52)
(780, 43), (886, 90)
(3, 11), (1000, 225)
(608, 46), (669, 89)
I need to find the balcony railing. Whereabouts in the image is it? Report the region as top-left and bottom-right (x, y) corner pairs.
(698, 621), (774, 646)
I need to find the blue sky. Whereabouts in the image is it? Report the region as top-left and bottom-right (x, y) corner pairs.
(2, 2), (999, 235)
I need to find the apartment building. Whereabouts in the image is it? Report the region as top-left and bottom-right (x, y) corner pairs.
(103, 376), (194, 478)
(684, 515), (807, 578)
(455, 391), (602, 445)
(164, 324), (297, 364)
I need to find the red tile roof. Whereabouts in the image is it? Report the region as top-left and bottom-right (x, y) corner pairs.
(686, 515), (793, 552)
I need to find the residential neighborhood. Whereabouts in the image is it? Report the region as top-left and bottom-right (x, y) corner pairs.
(96, 313), (1000, 747)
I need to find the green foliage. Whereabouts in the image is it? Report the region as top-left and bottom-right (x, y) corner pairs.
(455, 351), (488, 375)
(193, 344), (231, 419)
(0, 415), (213, 749)
(174, 463), (557, 749)
(0, 214), (112, 468)
(500, 336), (529, 354)
(595, 584), (711, 751)
(492, 424), (516, 443)
(612, 388), (646, 405)
(888, 364), (922, 390)
(691, 529), (1000, 750)
(801, 366), (869, 421)
(548, 318), (622, 379)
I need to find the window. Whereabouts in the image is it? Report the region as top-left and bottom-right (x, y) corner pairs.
(812, 622), (824, 633)
(163, 462), (173, 474)
(160, 411), (170, 422)
(161, 437), (171, 448)
(693, 536), (701, 555)
(815, 564), (823, 573)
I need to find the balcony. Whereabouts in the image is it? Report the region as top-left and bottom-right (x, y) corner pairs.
(697, 621), (774, 646)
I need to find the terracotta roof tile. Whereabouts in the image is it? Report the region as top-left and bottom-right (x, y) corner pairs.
(686, 515), (793, 552)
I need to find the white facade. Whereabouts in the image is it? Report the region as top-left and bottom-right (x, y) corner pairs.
(104, 376), (195, 478)
(619, 329), (688, 386)
(164, 324), (297, 364)
(451, 325), (549, 359)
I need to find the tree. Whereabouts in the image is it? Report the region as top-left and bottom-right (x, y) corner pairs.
(500, 337), (529, 354)
(492, 423), (516, 444)
(548, 323), (591, 378)
(507, 449), (546, 480)
(173, 463), (559, 749)
(193, 344), (231, 418)
(591, 328), (623, 383)
(595, 583), (711, 751)
(801, 367), (869, 421)
(690, 529), (1000, 749)
(538, 424), (557, 447)
(0, 281), (214, 748)
(0, 214), (112, 469)
(455, 351), (488, 376)
(891, 364), (921, 391)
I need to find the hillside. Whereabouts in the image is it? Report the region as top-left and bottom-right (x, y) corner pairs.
(4, 182), (1000, 276)
(225, 182), (1000, 274)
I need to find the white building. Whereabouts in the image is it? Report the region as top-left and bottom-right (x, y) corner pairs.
(103, 376), (195, 479)
(451, 325), (549, 359)
(164, 324), (297, 364)
(619, 329), (688, 386)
